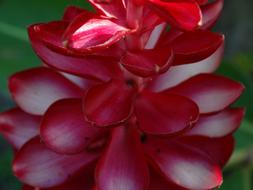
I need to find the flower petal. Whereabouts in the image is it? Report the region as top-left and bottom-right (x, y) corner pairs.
(135, 91), (199, 135)
(148, 0), (202, 31)
(171, 30), (224, 65)
(13, 137), (100, 188)
(144, 138), (223, 189)
(166, 74), (245, 113)
(28, 22), (121, 81)
(148, 41), (224, 91)
(66, 16), (130, 53)
(9, 67), (82, 115)
(121, 47), (173, 77)
(0, 108), (40, 150)
(88, 0), (126, 19)
(62, 6), (86, 22)
(185, 108), (245, 137)
(41, 99), (103, 154)
(84, 80), (135, 127)
(96, 126), (149, 190)
(201, 0), (224, 29)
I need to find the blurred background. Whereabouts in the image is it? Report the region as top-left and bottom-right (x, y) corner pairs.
(0, 0), (253, 189)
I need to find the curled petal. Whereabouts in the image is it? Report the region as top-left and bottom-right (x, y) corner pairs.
(96, 126), (149, 190)
(28, 22), (121, 81)
(62, 6), (86, 22)
(148, 42), (224, 91)
(121, 47), (173, 77)
(166, 74), (245, 113)
(144, 138), (223, 189)
(41, 99), (102, 154)
(135, 91), (199, 135)
(0, 108), (40, 149)
(171, 30), (224, 65)
(185, 108), (245, 138)
(201, 0), (224, 29)
(148, 0), (202, 31)
(66, 16), (131, 53)
(9, 67), (82, 115)
(84, 80), (135, 127)
(13, 137), (100, 188)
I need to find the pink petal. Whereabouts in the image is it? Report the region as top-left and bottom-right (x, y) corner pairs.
(83, 80), (135, 127)
(166, 74), (245, 113)
(144, 138), (223, 189)
(135, 91), (199, 135)
(41, 99), (103, 154)
(121, 47), (173, 77)
(66, 16), (130, 53)
(62, 6), (86, 22)
(178, 135), (235, 167)
(148, 41), (224, 91)
(0, 108), (40, 150)
(148, 0), (202, 31)
(9, 67), (82, 115)
(171, 30), (224, 65)
(88, 0), (126, 19)
(96, 126), (149, 190)
(28, 22), (121, 81)
(185, 108), (245, 137)
(13, 137), (100, 188)
(201, 0), (224, 29)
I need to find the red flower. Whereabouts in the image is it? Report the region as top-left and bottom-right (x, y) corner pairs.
(0, 0), (244, 189)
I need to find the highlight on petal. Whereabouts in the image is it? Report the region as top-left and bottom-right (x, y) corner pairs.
(121, 47), (173, 77)
(41, 99), (102, 154)
(201, 0), (224, 29)
(185, 108), (245, 138)
(144, 138), (223, 189)
(135, 91), (199, 135)
(171, 30), (224, 65)
(62, 6), (86, 22)
(88, 0), (126, 19)
(83, 80), (135, 127)
(147, 0), (202, 31)
(166, 74), (245, 113)
(96, 126), (149, 190)
(66, 16), (131, 53)
(13, 137), (100, 188)
(9, 67), (82, 115)
(148, 40), (224, 91)
(28, 22), (121, 81)
(0, 108), (40, 149)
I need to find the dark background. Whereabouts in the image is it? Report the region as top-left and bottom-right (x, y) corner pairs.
(0, 0), (253, 189)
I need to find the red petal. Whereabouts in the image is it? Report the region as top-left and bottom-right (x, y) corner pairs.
(201, 0), (224, 29)
(13, 137), (100, 188)
(88, 0), (126, 19)
(96, 126), (149, 190)
(62, 6), (86, 22)
(166, 74), (245, 113)
(135, 91), (199, 135)
(185, 108), (245, 137)
(84, 80), (135, 127)
(9, 67), (82, 115)
(28, 22), (121, 81)
(41, 99), (103, 154)
(121, 47), (173, 77)
(179, 135), (235, 167)
(195, 0), (208, 5)
(148, 42), (224, 91)
(144, 138), (223, 189)
(171, 30), (224, 65)
(148, 0), (202, 31)
(66, 16), (130, 53)
(0, 108), (40, 150)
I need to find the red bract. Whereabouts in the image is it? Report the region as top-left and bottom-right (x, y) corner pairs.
(0, 0), (245, 190)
